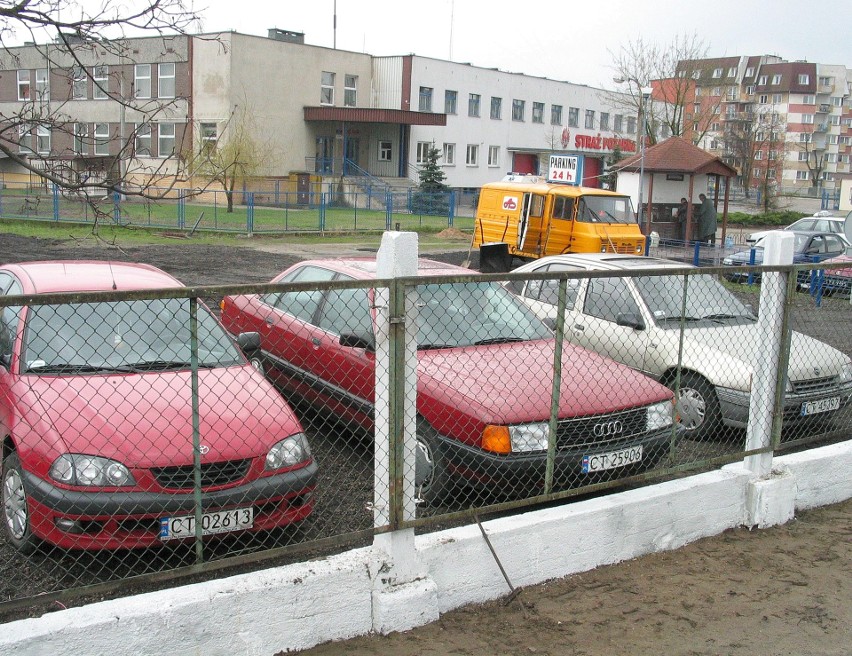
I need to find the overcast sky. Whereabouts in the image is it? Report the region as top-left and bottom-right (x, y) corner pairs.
(195, 0), (852, 89)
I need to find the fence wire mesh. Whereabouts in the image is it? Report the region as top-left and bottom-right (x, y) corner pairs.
(0, 259), (849, 613)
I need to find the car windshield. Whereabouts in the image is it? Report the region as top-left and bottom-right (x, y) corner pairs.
(577, 196), (636, 224)
(635, 274), (755, 325)
(21, 298), (243, 374)
(415, 281), (552, 348)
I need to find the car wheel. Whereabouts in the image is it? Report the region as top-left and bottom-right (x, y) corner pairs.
(414, 418), (452, 506)
(671, 372), (721, 441)
(2, 451), (37, 554)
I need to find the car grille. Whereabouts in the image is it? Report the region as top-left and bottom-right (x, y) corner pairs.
(790, 375), (839, 396)
(556, 407), (648, 450)
(151, 459), (252, 490)
(613, 244), (639, 254)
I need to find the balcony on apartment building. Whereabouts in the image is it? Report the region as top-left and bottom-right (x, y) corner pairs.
(816, 104), (831, 113)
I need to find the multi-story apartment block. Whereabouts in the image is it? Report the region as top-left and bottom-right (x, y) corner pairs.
(676, 55), (852, 194)
(0, 29), (637, 194)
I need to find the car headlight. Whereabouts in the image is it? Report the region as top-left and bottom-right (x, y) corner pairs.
(722, 257), (733, 265)
(840, 361), (852, 384)
(49, 454), (135, 487)
(646, 401), (675, 431)
(266, 433), (312, 470)
(510, 423), (550, 453)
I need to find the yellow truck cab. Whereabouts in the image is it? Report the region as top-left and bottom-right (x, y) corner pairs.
(473, 173), (646, 260)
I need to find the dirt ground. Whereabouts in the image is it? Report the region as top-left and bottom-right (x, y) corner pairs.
(0, 231), (850, 655)
(296, 500), (851, 656)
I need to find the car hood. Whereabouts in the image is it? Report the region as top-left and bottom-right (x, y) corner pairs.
(417, 340), (671, 427)
(17, 366), (301, 467)
(675, 324), (849, 388)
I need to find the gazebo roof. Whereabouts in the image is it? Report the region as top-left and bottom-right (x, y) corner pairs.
(619, 136), (738, 177)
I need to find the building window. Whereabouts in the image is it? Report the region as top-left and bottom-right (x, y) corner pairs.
(18, 124), (32, 153)
(819, 76), (831, 86)
(711, 122), (720, 131)
(465, 144), (478, 166)
(600, 112), (609, 130)
(758, 75), (768, 86)
(551, 104), (563, 126)
(798, 73), (809, 85)
(711, 86), (721, 97)
(72, 66), (87, 99)
(17, 70), (30, 101)
(759, 94), (768, 104)
(158, 122), (175, 157)
(512, 99), (525, 121)
(444, 90), (457, 114)
(532, 102), (544, 124)
(490, 96), (502, 120)
(661, 123), (671, 138)
(320, 71), (335, 105)
(825, 153), (837, 163)
(135, 123), (152, 156)
(468, 93), (480, 117)
(584, 109), (595, 129)
(802, 94), (815, 104)
(626, 116), (636, 134)
(796, 170), (809, 181)
(134, 64), (151, 99)
(772, 93), (782, 104)
(158, 63), (175, 98)
(442, 142), (455, 165)
(754, 150), (763, 160)
(727, 87), (737, 100)
(802, 114), (814, 124)
(94, 123), (110, 155)
(727, 67), (737, 77)
(488, 145), (500, 167)
(829, 134), (839, 145)
(712, 68), (722, 78)
(568, 107), (579, 127)
(768, 168), (776, 178)
(691, 70), (701, 80)
(93, 65), (108, 99)
(73, 123), (88, 155)
(613, 114), (623, 132)
(36, 125), (50, 154)
(746, 85), (754, 95)
(199, 122), (217, 154)
(799, 133), (811, 143)
(831, 115), (841, 126)
(831, 96), (843, 107)
(35, 68), (48, 102)
(753, 168), (761, 178)
(378, 140), (392, 161)
(745, 67), (755, 77)
(343, 74), (357, 107)
(418, 86), (433, 112)
(798, 151), (809, 161)
(771, 74), (781, 85)
(415, 141), (431, 165)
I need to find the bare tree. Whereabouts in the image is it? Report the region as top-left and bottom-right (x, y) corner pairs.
(0, 0), (202, 203)
(722, 106), (787, 206)
(795, 129), (825, 190)
(607, 34), (722, 146)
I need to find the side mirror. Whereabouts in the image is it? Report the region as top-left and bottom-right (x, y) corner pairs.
(339, 333), (375, 351)
(616, 312), (645, 330)
(0, 353), (9, 370)
(237, 331), (261, 352)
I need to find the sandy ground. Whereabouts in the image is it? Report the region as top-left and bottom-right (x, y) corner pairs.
(295, 500), (851, 656)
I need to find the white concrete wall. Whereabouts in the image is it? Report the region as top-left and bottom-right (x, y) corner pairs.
(2, 439), (849, 656)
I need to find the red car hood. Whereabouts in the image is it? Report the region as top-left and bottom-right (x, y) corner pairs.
(418, 340), (671, 426)
(17, 366), (301, 468)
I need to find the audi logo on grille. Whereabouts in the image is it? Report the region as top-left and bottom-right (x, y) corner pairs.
(592, 421), (624, 437)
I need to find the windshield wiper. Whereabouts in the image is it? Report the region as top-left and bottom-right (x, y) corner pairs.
(27, 363), (124, 374)
(656, 316), (703, 323)
(119, 359), (202, 371)
(418, 343), (454, 351)
(474, 337), (525, 346)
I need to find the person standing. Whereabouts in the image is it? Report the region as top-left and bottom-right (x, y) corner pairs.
(697, 193), (717, 245)
(675, 197), (689, 242)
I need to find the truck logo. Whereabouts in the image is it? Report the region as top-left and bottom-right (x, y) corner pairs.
(502, 196), (518, 210)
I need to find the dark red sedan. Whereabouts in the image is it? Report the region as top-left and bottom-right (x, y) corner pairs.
(0, 261), (317, 552)
(221, 258), (679, 503)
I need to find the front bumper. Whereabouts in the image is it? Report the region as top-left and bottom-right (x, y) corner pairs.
(23, 461), (318, 550)
(716, 382), (852, 429)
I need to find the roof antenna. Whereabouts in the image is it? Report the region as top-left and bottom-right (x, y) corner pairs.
(108, 261), (117, 290)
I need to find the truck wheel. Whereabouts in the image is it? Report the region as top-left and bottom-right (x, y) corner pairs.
(2, 452), (38, 554)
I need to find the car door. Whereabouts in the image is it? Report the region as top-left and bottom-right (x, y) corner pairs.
(573, 275), (650, 374)
(0, 273), (23, 438)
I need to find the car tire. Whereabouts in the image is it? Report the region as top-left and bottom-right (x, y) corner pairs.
(670, 372), (721, 441)
(414, 418), (453, 506)
(2, 451), (38, 554)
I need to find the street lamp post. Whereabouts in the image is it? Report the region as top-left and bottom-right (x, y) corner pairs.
(614, 77), (648, 234)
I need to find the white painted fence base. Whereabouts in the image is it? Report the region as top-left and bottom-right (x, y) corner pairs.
(1, 441), (850, 656)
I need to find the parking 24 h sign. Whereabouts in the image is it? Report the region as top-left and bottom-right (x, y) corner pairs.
(547, 154), (583, 185)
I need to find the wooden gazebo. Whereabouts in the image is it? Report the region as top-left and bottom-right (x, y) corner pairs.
(618, 137), (739, 243)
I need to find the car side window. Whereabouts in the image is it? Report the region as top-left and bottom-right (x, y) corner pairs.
(584, 277), (639, 323)
(262, 266), (336, 325)
(526, 264), (583, 309)
(0, 277), (23, 361)
(824, 235), (844, 254)
(317, 284), (373, 338)
(807, 236), (826, 254)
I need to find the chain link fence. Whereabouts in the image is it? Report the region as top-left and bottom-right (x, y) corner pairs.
(1, 259), (850, 616)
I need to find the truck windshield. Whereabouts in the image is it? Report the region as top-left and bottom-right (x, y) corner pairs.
(577, 196), (637, 225)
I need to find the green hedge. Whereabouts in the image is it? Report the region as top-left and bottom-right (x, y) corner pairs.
(725, 210), (810, 227)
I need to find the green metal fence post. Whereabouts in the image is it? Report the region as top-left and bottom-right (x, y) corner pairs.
(544, 278), (568, 495)
(189, 297), (204, 565)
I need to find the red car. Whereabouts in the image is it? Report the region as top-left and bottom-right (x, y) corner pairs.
(221, 258), (679, 503)
(0, 261), (317, 552)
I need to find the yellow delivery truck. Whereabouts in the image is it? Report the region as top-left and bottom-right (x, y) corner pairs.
(473, 174), (646, 260)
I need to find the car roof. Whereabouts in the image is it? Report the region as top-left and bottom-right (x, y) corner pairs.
(1, 260), (183, 294)
(283, 257), (472, 280)
(513, 253), (693, 272)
